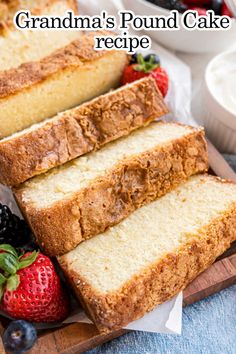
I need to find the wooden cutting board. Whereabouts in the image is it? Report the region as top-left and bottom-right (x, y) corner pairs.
(1, 141), (236, 354)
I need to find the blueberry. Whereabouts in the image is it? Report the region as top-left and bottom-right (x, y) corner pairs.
(130, 53), (138, 64)
(211, 0), (223, 15)
(3, 320), (37, 354)
(144, 53), (160, 65)
(146, 0), (187, 13)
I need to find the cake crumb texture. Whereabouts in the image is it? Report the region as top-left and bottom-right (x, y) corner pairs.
(0, 31), (129, 137)
(0, 0), (80, 71)
(0, 78), (168, 186)
(59, 175), (236, 332)
(14, 122), (208, 256)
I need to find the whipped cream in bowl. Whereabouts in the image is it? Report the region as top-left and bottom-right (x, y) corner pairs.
(201, 50), (236, 154)
(207, 51), (236, 116)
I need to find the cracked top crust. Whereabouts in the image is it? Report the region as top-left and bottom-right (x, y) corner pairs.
(0, 78), (167, 186)
(14, 123), (208, 255)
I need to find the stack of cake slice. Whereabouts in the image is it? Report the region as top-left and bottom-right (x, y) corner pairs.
(0, 77), (165, 185)
(14, 115), (236, 333)
(14, 121), (208, 255)
(0, 35), (235, 334)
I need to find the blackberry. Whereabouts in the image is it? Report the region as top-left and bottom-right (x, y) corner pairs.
(130, 53), (138, 64)
(0, 203), (32, 247)
(211, 0), (223, 15)
(17, 239), (38, 253)
(147, 0), (187, 13)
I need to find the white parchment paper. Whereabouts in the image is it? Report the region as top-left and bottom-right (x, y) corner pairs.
(62, 292), (183, 334)
(0, 0), (194, 335)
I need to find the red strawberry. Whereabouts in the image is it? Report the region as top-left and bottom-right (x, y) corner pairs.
(189, 6), (208, 15)
(121, 54), (169, 97)
(150, 68), (169, 98)
(222, 2), (233, 16)
(0, 244), (69, 323)
(121, 65), (146, 85)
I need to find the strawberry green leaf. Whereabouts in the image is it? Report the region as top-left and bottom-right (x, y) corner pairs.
(0, 285), (3, 301)
(18, 251), (24, 258)
(0, 244), (18, 257)
(134, 53), (159, 74)
(0, 253), (19, 274)
(6, 274), (20, 292)
(18, 251), (38, 270)
(137, 53), (145, 66)
(0, 273), (6, 286)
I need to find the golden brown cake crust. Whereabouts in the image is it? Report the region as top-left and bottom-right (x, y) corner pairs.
(0, 78), (168, 186)
(0, 31), (114, 99)
(0, 0), (78, 34)
(14, 124), (208, 256)
(58, 199), (236, 333)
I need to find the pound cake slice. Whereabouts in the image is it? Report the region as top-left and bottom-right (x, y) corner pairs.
(0, 78), (168, 186)
(0, 0), (80, 71)
(0, 31), (128, 138)
(14, 122), (208, 256)
(58, 175), (236, 333)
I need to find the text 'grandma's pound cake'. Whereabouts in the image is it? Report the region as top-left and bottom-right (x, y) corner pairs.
(0, 31), (129, 138)
(14, 122), (208, 256)
(0, 78), (168, 186)
(0, 0), (80, 71)
(58, 175), (236, 333)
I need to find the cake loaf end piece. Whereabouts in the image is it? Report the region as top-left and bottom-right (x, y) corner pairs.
(0, 31), (129, 138)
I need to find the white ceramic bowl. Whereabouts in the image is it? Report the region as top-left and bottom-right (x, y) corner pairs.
(200, 50), (236, 153)
(122, 0), (236, 53)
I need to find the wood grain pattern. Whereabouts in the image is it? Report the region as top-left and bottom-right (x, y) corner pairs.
(0, 322), (6, 354)
(30, 325), (126, 354)
(183, 254), (236, 306)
